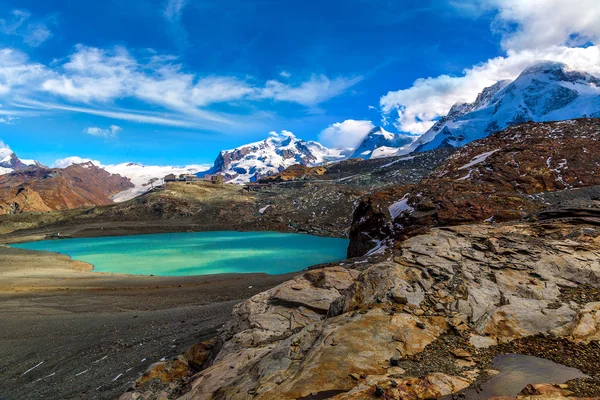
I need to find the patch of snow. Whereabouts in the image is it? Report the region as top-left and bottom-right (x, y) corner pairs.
(366, 239), (387, 255)
(259, 205), (270, 214)
(389, 195), (414, 219)
(457, 150), (499, 170)
(34, 372), (55, 382)
(22, 361), (44, 376)
(379, 155), (416, 169)
(457, 170), (474, 181)
(105, 163), (210, 202)
(209, 132), (349, 184)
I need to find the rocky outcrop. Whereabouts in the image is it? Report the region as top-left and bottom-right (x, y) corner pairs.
(349, 119), (600, 257)
(0, 162), (133, 214)
(123, 221), (600, 399)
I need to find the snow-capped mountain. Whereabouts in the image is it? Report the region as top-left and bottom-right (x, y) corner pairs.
(201, 131), (349, 183)
(350, 126), (414, 159)
(402, 61), (600, 154)
(0, 143), (44, 174)
(54, 157), (210, 202)
(104, 163), (210, 201)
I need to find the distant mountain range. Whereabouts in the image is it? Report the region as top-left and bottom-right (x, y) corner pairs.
(203, 61), (600, 181)
(400, 61), (600, 154)
(199, 131), (350, 183)
(2, 60), (599, 190)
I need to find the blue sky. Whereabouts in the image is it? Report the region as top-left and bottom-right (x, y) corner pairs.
(0, 0), (599, 166)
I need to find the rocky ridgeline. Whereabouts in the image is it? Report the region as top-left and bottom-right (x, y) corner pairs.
(121, 221), (600, 400)
(348, 119), (600, 257)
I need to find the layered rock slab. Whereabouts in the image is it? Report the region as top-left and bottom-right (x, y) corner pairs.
(124, 221), (600, 399)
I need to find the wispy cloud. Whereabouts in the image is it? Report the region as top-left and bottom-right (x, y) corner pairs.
(260, 75), (363, 107)
(163, 0), (190, 48)
(0, 44), (360, 131)
(0, 9), (53, 47)
(164, 0), (189, 21)
(83, 125), (122, 139)
(0, 116), (17, 124)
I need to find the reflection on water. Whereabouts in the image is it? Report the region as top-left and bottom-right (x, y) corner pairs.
(447, 354), (587, 400)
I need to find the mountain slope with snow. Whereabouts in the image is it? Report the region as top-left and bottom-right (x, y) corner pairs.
(401, 61), (600, 154)
(55, 157), (210, 202)
(201, 131), (349, 183)
(105, 163), (210, 201)
(350, 126), (414, 159)
(0, 143), (44, 174)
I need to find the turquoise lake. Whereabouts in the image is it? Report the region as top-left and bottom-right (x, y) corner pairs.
(11, 231), (349, 276)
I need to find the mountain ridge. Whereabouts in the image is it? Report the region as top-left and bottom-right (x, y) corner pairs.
(404, 61), (600, 154)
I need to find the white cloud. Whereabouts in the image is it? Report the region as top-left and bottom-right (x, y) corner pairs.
(260, 74), (363, 107)
(381, 45), (600, 134)
(0, 9), (52, 47)
(279, 71), (291, 78)
(53, 156), (101, 168)
(0, 140), (11, 151)
(469, 0), (600, 51)
(319, 119), (375, 149)
(380, 0), (600, 135)
(0, 48), (51, 95)
(83, 125), (122, 139)
(23, 22), (52, 47)
(164, 0), (189, 22)
(0, 116), (16, 124)
(0, 44), (359, 130)
(37, 45), (357, 112)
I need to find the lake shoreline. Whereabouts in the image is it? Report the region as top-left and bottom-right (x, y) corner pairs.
(0, 245), (297, 399)
(8, 231), (349, 276)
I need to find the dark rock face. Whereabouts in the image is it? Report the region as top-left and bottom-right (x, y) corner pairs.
(349, 119), (600, 256)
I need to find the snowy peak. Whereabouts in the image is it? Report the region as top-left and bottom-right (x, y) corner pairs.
(0, 143), (44, 174)
(350, 126), (414, 160)
(203, 132), (347, 183)
(406, 61), (600, 154)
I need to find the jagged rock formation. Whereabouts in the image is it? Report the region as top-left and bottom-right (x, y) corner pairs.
(349, 119), (600, 257)
(0, 162), (133, 214)
(402, 61), (600, 154)
(121, 220), (600, 399)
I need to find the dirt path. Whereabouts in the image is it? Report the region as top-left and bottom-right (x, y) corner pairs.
(0, 246), (294, 400)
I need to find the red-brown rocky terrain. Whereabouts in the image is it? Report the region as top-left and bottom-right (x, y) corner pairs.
(348, 119), (600, 257)
(0, 162), (133, 214)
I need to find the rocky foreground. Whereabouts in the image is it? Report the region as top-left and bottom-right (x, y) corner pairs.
(119, 119), (600, 400)
(121, 220), (600, 400)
